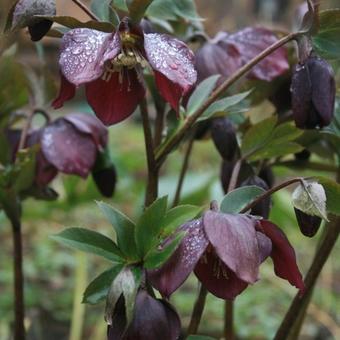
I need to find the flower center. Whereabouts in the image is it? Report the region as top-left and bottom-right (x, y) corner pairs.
(102, 33), (148, 83)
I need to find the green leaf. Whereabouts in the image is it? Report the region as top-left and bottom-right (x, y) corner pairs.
(96, 201), (139, 260)
(0, 57), (29, 114)
(147, 0), (201, 21)
(220, 186), (266, 214)
(91, 0), (119, 24)
(269, 122), (304, 145)
(161, 205), (202, 236)
(83, 264), (124, 304)
(249, 142), (304, 162)
(14, 147), (37, 194)
(315, 177), (340, 216)
(127, 0), (154, 22)
(241, 116), (277, 157)
(112, 0), (128, 11)
(52, 227), (123, 262)
(135, 196), (168, 256)
(199, 91), (251, 122)
(35, 15), (115, 32)
(186, 75), (220, 116)
(105, 266), (142, 326)
(144, 230), (185, 269)
(313, 9), (340, 60)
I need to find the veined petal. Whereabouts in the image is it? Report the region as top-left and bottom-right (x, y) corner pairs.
(63, 113), (108, 151)
(203, 211), (260, 283)
(194, 250), (248, 300)
(52, 74), (76, 109)
(148, 219), (208, 299)
(85, 69), (145, 126)
(258, 220), (305, 292)
(41, 119), (97, 177)
(59, 28), (113, 86)
(144, 33), (197, 109)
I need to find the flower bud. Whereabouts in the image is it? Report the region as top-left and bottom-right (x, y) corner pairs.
(211, 117), (238, 161)
(294, 208), (322, 237)
(291, 55), (335, 129)
(92, 165), (117, 198)
(241, 175), (271, 219)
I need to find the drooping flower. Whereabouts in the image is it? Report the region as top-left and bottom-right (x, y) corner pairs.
(195, 27), (289, 83)
(107, 289), (181, 340)
(291, 54), (335, 129)
(149, 211), (304, 300)
(53, 18), (197, 126)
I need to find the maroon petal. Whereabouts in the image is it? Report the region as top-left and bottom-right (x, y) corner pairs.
(222, 27), (289, 81)
(85, 69), (145, 126)
(195, 32), (241, 82)
(63, 113), (108, 150)
(203, 211), (260, 283)
(148, 219), (209, 299)
(256, 231), (272, 263)
(41, 119), (97, 177)
(59, 28), (115, 86)
(194, 249), (248, 300)
(144, 33), (197, 110)
(258, 220), (305, 292)
(52, 74), (76, 109)
(154, 71), (183, 113)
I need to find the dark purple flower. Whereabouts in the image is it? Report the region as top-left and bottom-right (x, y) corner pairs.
(107, 290), (181, 340)
(92, 164), (117, 198)
(53, 18), (197, 125)
(149, 212), (304, 300)
(195, 27), (289, 83)
(40, 113), (108, 178)
(294, 208), (321, 238)
(211, 117), (239, 161)
(291, 55), (335, 129)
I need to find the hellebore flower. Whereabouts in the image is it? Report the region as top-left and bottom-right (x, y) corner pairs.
(53, 18), (197, 125)
(195, 27), (289, 83)
(149, 212), (304, 300)
(291, 55), (335, 129)
(294, 208), (321, 238)
(211, 117), (239, 161)
(40, 113), (108, 178)
(107, 289), (181, 340)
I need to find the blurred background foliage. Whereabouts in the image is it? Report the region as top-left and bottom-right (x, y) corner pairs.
(0, 0), (339, 339)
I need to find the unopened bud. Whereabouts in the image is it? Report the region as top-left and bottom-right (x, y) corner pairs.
(294, 208), (321, 237)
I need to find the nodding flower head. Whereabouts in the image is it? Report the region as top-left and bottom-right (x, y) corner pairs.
(53, 18), (197, 126)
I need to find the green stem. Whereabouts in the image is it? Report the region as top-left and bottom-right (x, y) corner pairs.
(155, 32), (299, 165)
(172, 134), (195, 207)
(273, 161), (338, 173)
(69, 252), (87, 340)
(11, 218), (25, 340)
(140, 100), (159, 207)
(70, 0), (100, 21)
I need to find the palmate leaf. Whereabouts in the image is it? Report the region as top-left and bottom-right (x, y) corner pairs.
(315, 177), (340, 216)
(135, 196), (168, 256)
(52, 227), (124, 262)
(96, 201), (139, 260)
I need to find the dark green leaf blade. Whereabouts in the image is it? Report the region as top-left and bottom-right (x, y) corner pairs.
(96, 201), (138, 260)
(135, 196), (168, 256)
(52, 227), (123, 262)
(220, 186), (266, 214)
